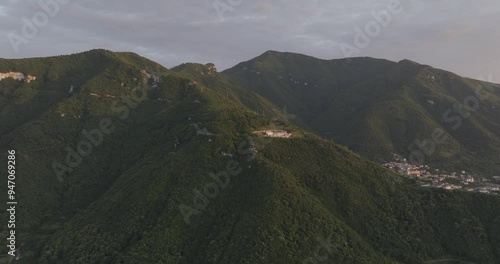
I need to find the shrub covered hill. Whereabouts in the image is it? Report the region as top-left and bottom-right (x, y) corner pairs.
(224, 50), (500, 177)
(0, 49), (499, 264)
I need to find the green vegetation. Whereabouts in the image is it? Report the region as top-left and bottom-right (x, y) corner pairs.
(224, 51), (500, 177)
(0, 50), (498, 263)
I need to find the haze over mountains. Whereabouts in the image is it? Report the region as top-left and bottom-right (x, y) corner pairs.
(0, 50), (499, 264)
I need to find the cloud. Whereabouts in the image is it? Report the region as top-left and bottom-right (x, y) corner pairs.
(0, 0), (498, 82)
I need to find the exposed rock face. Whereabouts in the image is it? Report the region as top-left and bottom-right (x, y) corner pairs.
(206, 63), (217, 75)
(0, 72), (37, 83)
(140, 69), (161, 84)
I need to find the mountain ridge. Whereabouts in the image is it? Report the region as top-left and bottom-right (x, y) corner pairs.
(0, 50), (499, 264)
(223, 50), (500, 176)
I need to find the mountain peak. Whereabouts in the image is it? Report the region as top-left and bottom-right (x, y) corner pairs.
(78, 48), (115, 57)
(263, 49), (281, 54)
(398, 59), (421, 65)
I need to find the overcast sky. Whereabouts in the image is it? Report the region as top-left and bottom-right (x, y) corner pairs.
(0, 0), (499, 82)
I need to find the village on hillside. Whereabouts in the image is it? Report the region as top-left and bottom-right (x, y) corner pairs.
(383, 154), (500, 195)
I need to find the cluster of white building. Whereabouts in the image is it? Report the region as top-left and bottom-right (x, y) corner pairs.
(383, 157), (499, 195)
(0, 72), (36, 83)
(252, 130), (292, 138)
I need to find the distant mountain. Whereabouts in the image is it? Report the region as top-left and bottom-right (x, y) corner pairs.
(0, 50), (499, 264)
(224, 50), (500, 176)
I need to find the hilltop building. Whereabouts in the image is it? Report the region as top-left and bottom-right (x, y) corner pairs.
(253, 130), (292, 138)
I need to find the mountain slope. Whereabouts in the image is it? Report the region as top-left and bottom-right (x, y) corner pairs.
(0, 50), (498, 264)
(170, 62), (291, 122)
(224, 51), (500, 176)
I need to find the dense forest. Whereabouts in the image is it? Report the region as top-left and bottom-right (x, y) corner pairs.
(0, 50), (498, 263)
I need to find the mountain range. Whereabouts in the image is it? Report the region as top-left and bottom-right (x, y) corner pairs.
(224, 51), (500, 176)
(0, 49), (499, 264)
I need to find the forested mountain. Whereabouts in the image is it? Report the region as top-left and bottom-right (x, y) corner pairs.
(224, 51), (500, 176)
(0, 50), (499, 264)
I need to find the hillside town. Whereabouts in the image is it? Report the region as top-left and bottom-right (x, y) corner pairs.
(383, 155), (500, 195)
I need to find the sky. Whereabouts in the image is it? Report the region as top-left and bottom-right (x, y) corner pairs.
(0, 0), (499, 82)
